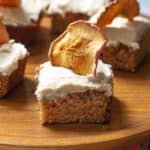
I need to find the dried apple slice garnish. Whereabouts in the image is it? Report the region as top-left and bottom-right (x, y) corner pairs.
(0, 19), (9, 44)
(49, 20), (107, 75)
(96, 0), (139, 27)
(0, 0), (20, 7)
(121, 0), (139, 20)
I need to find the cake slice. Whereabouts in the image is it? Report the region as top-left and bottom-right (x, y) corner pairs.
(35, 21), (113, 124)
(0, 0), (39, 45)
(0, 40), (29, 98)
(45, 0), (139, 34)
(102, 16), (150, 72)
(35, 60), (113, 124)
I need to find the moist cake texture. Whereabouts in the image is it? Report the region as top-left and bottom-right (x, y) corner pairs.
(35, 60), (113, 124)
(102, 16), (150, 71)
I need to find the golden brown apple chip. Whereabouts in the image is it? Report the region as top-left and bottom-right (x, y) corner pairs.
(121, 0), (139, 20)
(49, 20), (107, 75)
(0, 0), (20, 7)
(97, 0), (139, 27)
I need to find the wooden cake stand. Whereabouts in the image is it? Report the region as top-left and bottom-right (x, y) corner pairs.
(0, 17), (149, 150)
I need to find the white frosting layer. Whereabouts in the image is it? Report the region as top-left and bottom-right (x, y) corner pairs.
(0, 40), (28, 75)
(35, 61), (113, 100)
(0, 7), (31, 26)
(46, 0), (111, 20)
(21, 0), (48, 22)
(103, 16), (150, 49)
(0, 0), (47, 26)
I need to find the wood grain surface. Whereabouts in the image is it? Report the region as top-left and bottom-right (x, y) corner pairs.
(0, 17), (149, 150)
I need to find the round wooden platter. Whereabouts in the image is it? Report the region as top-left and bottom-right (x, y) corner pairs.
(0, 18), (150, 150)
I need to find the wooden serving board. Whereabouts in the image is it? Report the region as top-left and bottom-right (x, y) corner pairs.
(0, 18), (150, 150)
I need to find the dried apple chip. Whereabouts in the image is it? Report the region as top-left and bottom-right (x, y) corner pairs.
(0, 19), (9, 44)
(49, 20), (107, 75)
(96, 0), (139, 27)
(122, 0), (139, 20)
(0, 0), (20, 7)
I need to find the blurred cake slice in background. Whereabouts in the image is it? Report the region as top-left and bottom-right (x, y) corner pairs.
(0, 19), (29, 98)
(44, 0), (139, 34)
(0, 0), (41, 45)
(102, 16), (150, 72)
(0, 40), (28, 97)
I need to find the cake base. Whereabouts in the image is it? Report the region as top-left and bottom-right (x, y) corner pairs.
(102, 30), (150, 72)
(38, 90), (112, 124)
(50, 13), (88, 35)
(6, 24), (38, 46)
(0, 56), (28, 98)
